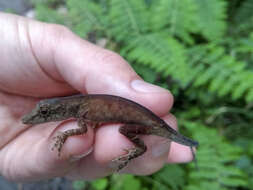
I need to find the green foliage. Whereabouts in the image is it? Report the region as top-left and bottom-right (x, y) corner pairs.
(35, 4), (68, 25)
(152, 165), (185, 190)
(123, 33), (190, 85)
(193, 0), (227, 41)
(31, 0), (253, 189)
(125, 38), (253, 102)
(67, 0), (108, 38)
(110, 174), (142, 190)
(181, 120), (248, 190)
(73, 175), (144, 190)
(108, 0), (149, 41)
(235, 138), (253, 189)
(151, 0), (198, 44)
(187, 44), (253, 102)
(91, 178), (108, 190)
(233, 0), (253, 35)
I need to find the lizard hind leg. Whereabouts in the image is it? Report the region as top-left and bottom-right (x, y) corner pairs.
(112, 124), (150, 171)
(51, 117), (88, 156)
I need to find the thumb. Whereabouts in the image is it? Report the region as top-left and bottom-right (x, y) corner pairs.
(31, 24), (174, 115)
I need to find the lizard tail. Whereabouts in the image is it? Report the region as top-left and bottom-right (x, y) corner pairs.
(170, 132), (199, 147)
(160, 124), (199, 169)
(158, 123), (199, 147)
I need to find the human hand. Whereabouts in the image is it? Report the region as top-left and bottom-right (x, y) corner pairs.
(0, 12), (193, 181)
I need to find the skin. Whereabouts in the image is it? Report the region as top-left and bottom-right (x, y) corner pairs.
(0, 12), (194, 182)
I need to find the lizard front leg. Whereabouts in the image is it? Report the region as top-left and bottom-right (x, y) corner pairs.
(52, 117), (88, 156)
(112, 124), (152, 171)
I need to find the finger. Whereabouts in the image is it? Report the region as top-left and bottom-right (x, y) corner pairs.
(167, 143), (194, 163)
(0, 121), (94, 181)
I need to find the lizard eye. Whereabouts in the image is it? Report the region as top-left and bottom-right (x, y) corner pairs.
(40, 109), (48, 115)
(39, 105), (50, 116)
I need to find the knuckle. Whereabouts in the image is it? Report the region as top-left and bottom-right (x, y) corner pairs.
(45, 24), (71, 40)
(98, 50), (125, 65)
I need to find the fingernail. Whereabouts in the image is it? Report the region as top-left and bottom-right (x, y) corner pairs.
(151, 140), (171, 158)
(131, 80), (168, 93)
(70, 147), (94, 162)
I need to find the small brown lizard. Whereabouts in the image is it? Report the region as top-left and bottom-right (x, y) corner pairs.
(22, 94), (198, 170)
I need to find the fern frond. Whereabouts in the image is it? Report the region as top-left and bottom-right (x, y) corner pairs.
(193, 0), (227, 41)
(234, 0), (253, 35)
(188, 44), (253, 103)
(181, 120), (248, 190)
(122, 33), (191, 86)
(108, 0), (149, 41)
(151, 0), (198, 44)
(152, 165), (185, 190)
(125, 35), (253, 102)
(237, 32), (253, 54)
(67, 0), (108, 37)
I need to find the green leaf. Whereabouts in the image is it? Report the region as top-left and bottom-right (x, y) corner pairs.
(122, 175), (141, 190)
(108, 0), (149, 41)
(219, 177), (248, 187)
(151, 0), (198, 43)
(91, 178), (108, 190)
(153, 165), (185, 190)
(67, 0), (108, 37)
(124, 33), (189, 86)
(110, 174), (141, 190)
(187, 44), (253, 102)
(234, 0), (253, 34)
(193, 0), (227, 41)
(180, 120), (248, 189)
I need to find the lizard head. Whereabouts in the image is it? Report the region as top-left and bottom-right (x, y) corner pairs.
(22, 100), (70, 124)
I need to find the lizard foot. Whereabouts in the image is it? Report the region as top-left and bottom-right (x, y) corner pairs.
(51, 132), (66, 157)
(111, 147), (137, 171)
(51, 127), (88, 157)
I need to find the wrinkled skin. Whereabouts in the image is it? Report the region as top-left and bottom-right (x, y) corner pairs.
(0, 12), (193, 182)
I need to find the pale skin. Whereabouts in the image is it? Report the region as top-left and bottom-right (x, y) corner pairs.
(0, 12), (193, 182)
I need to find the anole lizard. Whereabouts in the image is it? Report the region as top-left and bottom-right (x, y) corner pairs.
(22, 94), (198, 170)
